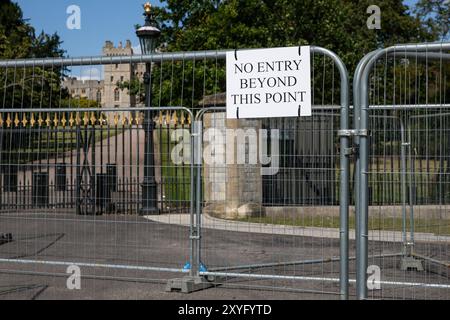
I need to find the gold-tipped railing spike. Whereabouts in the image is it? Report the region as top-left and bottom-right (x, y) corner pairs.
(37, 113), (44, 127)
(45, 113), (51, 127)
(75, 112), (81, 126)
(0, 113), (4, 127)
(172, 112), (178, 126)
(22, 113), (28, 127)
(90, 112), (96, 126)
(83, 112), (89, 126)
(135, 112), (142, 126)
(128, 113), (133, 126)
(113, 113), (119, 126)
(53, 113), (59, 127)
(68, 113), (75, 127)
(180, 112), (185, 125)
(6, 113), (12, 128)
(121, 113), (127, 126)
(14, 113), (20, 127)
(30, 113), (35, 127)
(61, 113), (67, 128)
(158, 111), (163, 126)
(165, 111), (171, 126)
(187, 113), (192, 125)
(99, 113), (105, 127)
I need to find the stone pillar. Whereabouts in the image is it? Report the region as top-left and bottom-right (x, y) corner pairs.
(203, 112), (265, 219)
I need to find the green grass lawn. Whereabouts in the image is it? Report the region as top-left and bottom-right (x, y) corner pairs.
(158, 127), (191, 206)
(238, 215), (450, 236)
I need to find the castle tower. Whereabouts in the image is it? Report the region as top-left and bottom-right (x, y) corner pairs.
(102, 40), (145, 122)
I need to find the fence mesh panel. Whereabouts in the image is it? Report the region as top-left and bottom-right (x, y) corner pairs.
(0, 48), (351, 299)
(197, 51), (346, 299)
(363, 47), (450, 300)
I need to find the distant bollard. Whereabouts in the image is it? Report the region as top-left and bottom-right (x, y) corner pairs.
(56, 164), (67, 191)
(32, 172), (49, 208)
(4, 165), (18, 192)
(106, 163), (117, 192)
(96, 173), (112, 213)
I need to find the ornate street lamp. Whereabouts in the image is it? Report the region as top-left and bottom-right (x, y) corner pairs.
(136, 3), (161, 55)
(137, 2), (160, 215)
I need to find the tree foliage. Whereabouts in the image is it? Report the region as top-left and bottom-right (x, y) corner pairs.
(157, 0), (436, 73)
(126, 0), (438, 109)
(414, 0), (450, 40)
(0, 0), (67, 111)
(0, 1), (64, 59)
(0, 1), (68, 157)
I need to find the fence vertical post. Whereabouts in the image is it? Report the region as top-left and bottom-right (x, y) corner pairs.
(337, 60), (350, 301)
(400, 115), (408, 253)
(354, 49), (381, 300)
(407, 121), (415, 247)
(194, 119), (203, 277)
(359, 69), (370, 300)
(189, 121), (195, 276)
(75, 124), (81, 216)
(311, 46), (350, 299)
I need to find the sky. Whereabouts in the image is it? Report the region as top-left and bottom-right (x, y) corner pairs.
(15, 0), (162, 57)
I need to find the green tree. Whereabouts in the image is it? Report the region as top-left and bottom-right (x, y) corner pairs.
(159, 0), (435, 72)
(0, 0), (67, 157)
(0, 1), (64, 59)
(122, 0), (437, 110)
(0, 0), (66, 111)
(414, 0), (450, 40)
(0, 0), (67, 108)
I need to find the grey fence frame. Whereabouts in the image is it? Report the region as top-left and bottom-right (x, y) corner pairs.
(354, 41), (450, 300)
(192, 46), (351, 299)
(0, 46), (350, 298)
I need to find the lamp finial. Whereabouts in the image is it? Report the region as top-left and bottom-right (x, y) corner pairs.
(144, 2), (152, 16)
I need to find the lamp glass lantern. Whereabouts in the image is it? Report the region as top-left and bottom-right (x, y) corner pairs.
(136, 26), (161, 54)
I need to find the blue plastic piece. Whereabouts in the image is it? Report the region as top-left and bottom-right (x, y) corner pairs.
(182, 262), (191, 271)
(182, 262), (208, 272)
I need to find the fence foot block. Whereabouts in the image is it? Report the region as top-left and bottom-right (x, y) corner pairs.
(400, 256), (424, 272)
(165, 276), (213, 293)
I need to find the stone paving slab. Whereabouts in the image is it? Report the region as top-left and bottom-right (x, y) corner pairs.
(144, 213), (450, 243)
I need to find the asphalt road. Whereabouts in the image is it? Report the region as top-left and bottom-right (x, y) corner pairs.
(0, 212), (448, 300)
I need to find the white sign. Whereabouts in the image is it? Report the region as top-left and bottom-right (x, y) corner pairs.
(226, 46), (311, 119)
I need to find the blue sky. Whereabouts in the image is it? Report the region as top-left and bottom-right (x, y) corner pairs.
(15, 0), (161, 57)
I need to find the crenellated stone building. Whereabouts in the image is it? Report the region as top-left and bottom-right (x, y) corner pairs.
(102, 40), (146, 110)
(62, 78), (104, 104)
(63, 40), (146, 121)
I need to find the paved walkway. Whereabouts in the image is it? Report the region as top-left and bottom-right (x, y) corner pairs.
(144, 213), (450, 243)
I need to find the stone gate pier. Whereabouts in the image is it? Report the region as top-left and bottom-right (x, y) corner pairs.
(201, 93), (265, 219)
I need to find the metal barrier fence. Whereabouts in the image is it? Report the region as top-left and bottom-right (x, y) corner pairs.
(3, 42), (450, 300)
(0, 46), (352, 299)
(0, 108), (191, 214)
(189, 46), (351, 299)
(355, 42), (450, 300)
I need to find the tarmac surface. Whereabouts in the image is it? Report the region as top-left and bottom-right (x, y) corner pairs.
(0, 211), (449, 300)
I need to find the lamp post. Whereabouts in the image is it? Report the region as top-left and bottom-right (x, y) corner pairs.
(137, 2), (160, 215)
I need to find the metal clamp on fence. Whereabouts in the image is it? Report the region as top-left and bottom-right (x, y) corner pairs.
(337, 129), (369, 137)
